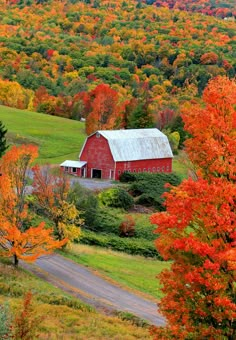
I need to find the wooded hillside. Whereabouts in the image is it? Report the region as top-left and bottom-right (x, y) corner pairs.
(0, 0), (235, 132)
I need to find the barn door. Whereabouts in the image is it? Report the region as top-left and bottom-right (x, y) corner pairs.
(109, 170), (114, 179)
(92, 169), (102, 179)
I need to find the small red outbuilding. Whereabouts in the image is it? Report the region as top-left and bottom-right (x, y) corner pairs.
(61, 128), (173, 180)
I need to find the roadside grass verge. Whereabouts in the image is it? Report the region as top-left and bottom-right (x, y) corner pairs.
(0, 258), (152, 339)
(0, 105), (86, 164)
(61, 244), (170, 300)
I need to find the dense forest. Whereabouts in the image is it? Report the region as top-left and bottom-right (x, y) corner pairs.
(0, 0), (235, 134)
(142, 0), (236, 18)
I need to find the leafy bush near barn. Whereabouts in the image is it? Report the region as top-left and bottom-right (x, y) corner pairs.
(120, 172), (181, 210)
(98, 187), (134, 210)
(78, 230), (162, 259)
(68, 183), (99, 227)
(83, 207), (156, 241)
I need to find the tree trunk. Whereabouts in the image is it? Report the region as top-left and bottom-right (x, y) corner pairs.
(13, 254), (19, 267)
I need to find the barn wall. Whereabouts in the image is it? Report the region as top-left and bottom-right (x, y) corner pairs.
(80, 135), (115, 179)
(115, 158), (172, 180)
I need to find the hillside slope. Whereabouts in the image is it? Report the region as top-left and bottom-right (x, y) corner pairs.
(0, 0), (235, 127)
(0, 105), (86, 163)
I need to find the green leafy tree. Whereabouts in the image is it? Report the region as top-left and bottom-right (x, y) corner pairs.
(0, 121), (8, 158)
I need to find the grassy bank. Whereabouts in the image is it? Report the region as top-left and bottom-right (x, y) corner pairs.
(61, 244), (170, 300)
(0, 105), (86, 164)
(0, 259), (152, 339)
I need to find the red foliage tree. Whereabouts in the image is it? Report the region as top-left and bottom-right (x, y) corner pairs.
(156, 108), (176, 130)
(200, 52), (218, 65)
(150, 76), (236, 339)
(85, 84), (123, 135)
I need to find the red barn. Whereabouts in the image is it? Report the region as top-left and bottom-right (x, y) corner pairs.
(61, 129), (173, 180)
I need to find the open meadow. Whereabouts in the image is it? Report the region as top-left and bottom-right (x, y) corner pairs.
(0, 105), (86, 164)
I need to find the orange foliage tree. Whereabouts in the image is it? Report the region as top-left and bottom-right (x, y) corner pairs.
(85, 84), (124, 135)
(0, 145), (67, 266)
(150, 76), (236, 339)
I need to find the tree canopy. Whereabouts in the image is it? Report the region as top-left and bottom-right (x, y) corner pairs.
(150, 76), (236, 339)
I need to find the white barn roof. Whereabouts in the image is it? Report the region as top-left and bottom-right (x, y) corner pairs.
(80, 129), (173, 162)
(60, 160), (87, 168)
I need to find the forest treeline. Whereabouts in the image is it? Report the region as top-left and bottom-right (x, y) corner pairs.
(142, 0), (236, 18)
(0, 0), (235, 135)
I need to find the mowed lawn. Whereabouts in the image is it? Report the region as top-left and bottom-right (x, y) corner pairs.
(62, 244), (170, 300)
(0, 105), (86, 164)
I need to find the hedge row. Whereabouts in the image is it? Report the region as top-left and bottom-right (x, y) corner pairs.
(120, 171), (182, 210)
(79, 230), (162, 259)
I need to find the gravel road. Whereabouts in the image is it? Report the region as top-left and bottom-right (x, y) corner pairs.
(21, 254), (165, 327)
(70, 177), (115, 190)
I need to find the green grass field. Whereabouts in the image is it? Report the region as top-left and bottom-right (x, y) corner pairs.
(62, 244), (170, 300)
(0, 105), (86, 164)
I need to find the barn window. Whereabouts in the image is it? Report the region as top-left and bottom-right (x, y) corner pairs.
(128, 169), (131, 173)
(166, 166), (169, 171)
(153, 167), (156, 172)
(143, 168), (146, 172)
(118, 170), (121, 175)
(138, 168), (141, 172)
(65, 167), (69, 172)
(157, 167), (160, 172)
(148, 168), (151, 172)
(72, 167), (77, 173)
(162, 166), (165, 171)
(133, 169), (136, 173)
(96, 132), (100, 138)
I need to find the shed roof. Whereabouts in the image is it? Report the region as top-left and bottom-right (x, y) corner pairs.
(80, 129), (173, 162)
(60, 160), (87, 168)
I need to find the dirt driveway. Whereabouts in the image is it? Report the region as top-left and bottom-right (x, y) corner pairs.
(21, 254), (165, 327)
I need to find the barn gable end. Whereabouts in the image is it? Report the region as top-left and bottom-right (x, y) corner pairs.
(80, 133), (115, 179)
(79, 129), (173, 180)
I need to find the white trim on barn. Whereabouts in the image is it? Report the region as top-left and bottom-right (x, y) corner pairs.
(60, 160), (87, 168)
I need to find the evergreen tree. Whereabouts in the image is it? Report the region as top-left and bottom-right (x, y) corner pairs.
(0, 121), (8, 158)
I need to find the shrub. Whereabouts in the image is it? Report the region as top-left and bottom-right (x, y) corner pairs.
(119, 215), (136, 237)
(127, 172), (181, 210)
(13, 291), (44, 340)
(98, 187), (134, 210)
(68, 183), (99, 227)
(119, 172), (136, 182)
(80, 230), (162, 259)
(91, 207), (122, 233)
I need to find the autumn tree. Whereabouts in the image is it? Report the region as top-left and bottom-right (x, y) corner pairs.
(0, 145), (66, 266)
(150, 76), (236, 339)
(85, 84), (123, 135)
(32, 165), (82, 245)
(0, 121), (8, 158)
